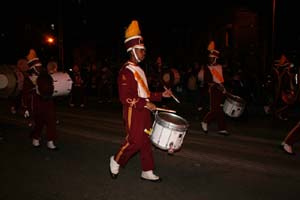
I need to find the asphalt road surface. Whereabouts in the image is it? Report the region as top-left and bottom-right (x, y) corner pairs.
(1, 97), (300, 200)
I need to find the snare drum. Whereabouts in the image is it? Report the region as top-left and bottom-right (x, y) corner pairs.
(223, 94), (246, 118)
(150, 112), (189, 152)
(51, 72), (73, 96)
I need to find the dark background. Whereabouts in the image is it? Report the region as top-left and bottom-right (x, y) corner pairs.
(0, 0), (299, 76)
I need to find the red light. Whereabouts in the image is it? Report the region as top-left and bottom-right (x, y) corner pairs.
(46, 36), (55, 44)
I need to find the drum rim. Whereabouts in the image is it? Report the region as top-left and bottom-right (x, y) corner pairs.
(225, 95), (246, 106)
(155, 112), (189, 131)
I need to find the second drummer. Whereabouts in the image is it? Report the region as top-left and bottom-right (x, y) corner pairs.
(200, 41), (229, 136)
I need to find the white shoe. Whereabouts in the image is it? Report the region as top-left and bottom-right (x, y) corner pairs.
(201, 122), (208, 133)
(32, 139), (40, 147)
(141, 170), (161, 182)
(281, 142), (294, 155)
(47, 141), (57, 150)
(109, 156), (120, 179)
(218, 130), (230, 136)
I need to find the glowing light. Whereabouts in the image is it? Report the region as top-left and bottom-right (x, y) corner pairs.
(47, 37), (54, 44)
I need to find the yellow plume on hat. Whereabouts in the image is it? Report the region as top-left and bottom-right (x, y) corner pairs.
(125, 20), (141, 39)
(27, 49), (37, 61)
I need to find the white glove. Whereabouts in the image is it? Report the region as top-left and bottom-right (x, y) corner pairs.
(24, 110), (30, 118)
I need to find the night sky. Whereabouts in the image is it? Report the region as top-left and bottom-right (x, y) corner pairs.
(0, 0), (299, 67)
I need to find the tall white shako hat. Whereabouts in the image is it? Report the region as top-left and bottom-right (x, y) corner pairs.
(124, 20), (145, 52)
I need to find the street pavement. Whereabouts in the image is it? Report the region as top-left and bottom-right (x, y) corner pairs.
(1, 97), (300, 200)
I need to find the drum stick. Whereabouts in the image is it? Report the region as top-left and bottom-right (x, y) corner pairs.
(156, 107), (176, 113)
(163, 86), (181, 103)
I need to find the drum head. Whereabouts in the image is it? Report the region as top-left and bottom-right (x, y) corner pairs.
(0, 74), (9, 89)
(0, 64), (19, 98)
(156, 112), (189, 131)
(51, 72), (73, 96)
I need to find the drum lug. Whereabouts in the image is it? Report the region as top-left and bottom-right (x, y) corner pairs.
(168, 142), (174, 154)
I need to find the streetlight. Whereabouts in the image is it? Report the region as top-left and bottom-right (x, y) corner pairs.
(45, 35), (55, 45)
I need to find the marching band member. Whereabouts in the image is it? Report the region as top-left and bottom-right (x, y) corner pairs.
(148, 55), (174, 108)
(272, 53), (294, 120)
(201, 41), (229, 136)
(26, 49), (58, 150)
(109, 20), (172, 182)
(69, 64), (86, 108)
(47, 61), (60, 125)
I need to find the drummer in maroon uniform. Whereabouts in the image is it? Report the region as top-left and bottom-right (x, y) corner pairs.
(201, 41), (229, 136)
(109, 20), (173, 182)
(26, 49), (58, 150)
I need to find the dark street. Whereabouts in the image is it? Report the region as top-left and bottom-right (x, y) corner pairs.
(1, 98), (300, 200)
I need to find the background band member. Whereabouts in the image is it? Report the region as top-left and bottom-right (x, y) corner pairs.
(27, 49), (58, 150)
(8, 58), (28, 115)
(148, 56), (174, 108)
(201, 41), (229, 136)
(69, 64), (86, 107)
(272, 53), (294, 120)
(280, 120), (300, 155)
(109, 20), (172, 182)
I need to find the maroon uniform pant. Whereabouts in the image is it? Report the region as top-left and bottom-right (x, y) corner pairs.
(31, 95), (57, 141)
(114, 107), (154, 171)
(203, 86), (226, 131)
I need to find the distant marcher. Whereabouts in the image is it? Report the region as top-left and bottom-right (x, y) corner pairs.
(201, 41), (229, 136)
(69, 64), (86, 107)
(272, 53), (294, 120)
